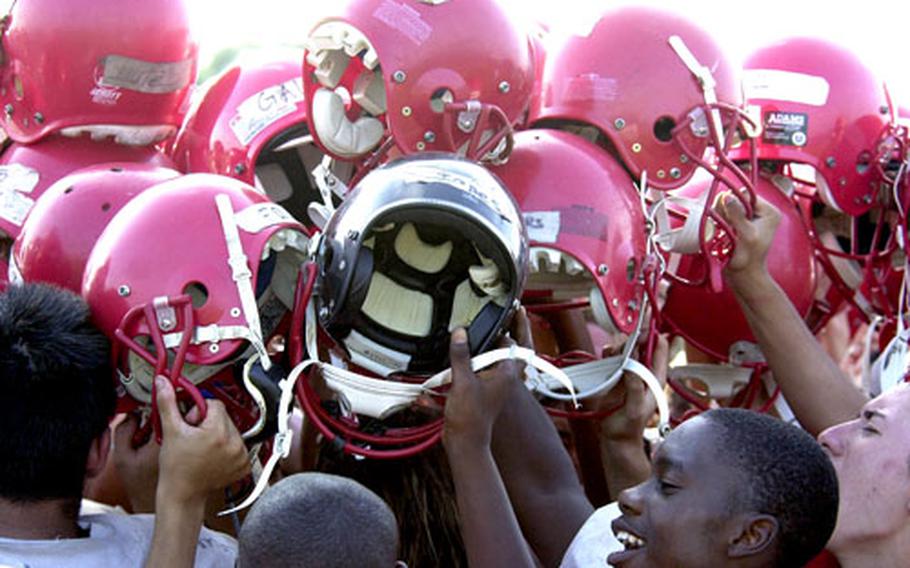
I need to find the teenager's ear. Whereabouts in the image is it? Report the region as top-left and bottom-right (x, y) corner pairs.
(728, 514), (778, 558)
(84, 426), (112, 479)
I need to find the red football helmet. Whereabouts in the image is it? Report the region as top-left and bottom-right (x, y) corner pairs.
(530, 5), (752, 193)
(0, 0), (198, 144)
(12, 163), (180, 292)
(302, 0), (534, 162)
(662, 173), (816, 361)
(82, 174), (310, 444)
(734, 37), (892, 216)
(171, 54), (352, 228)
(0, 135), (174, 287)
(490, 129), (670, 429)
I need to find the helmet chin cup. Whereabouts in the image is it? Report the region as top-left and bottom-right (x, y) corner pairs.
(311, 88), (385, 159)
(113, 294), (208, 444)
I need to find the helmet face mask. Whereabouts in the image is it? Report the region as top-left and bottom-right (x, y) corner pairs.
(82, 174), (310, 439)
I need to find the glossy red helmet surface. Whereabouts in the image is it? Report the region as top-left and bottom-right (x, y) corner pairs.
(490, 129), (647, 336)
(172, 54), (354, 226)
(302, 0), (533, 162)
(733, 37), (892, 216)
(0, 136), (174, 285)
(530, 5), (745, 191)
(662, 174), (816, 361)
(0, 0), (198, 144)
(82, 174), (309, 428)
(12, 163), (180, 292)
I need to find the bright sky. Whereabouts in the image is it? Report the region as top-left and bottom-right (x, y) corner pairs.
(187, 0), (910, 105)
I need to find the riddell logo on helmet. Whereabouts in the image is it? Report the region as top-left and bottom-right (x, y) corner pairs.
(90, 84), (122, 106)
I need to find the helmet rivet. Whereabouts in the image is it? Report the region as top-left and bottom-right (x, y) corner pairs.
(338, 259), (347, 270)
(319, 306), (330, 319)
(3, 103), (12, 116)
(416, 141), (426, 151)
(679, 154), (689, 164)
(230, 307), (241, 317)
(392, 70), (407, 84)
(862, 194), (873, 204)
(669, 167), (682, 179)
(626, 315), (633, 324)
(498, 81), (511, 94)
(839, 178), (847, 187)
(234, 163), (247, 175)
(631, 143), (642, 153)
(597, 264), (609, 275)
(346, 230), (359, 241)
(880, 105), (890, 115)
(118, 285), (131, 297)
(209, 343), (220, 353)
(627, 300), (639, 311)
(613, 118), (626, 130)
(656, 170), (666, 179)
(825, 156), (836, 168)
(33, 112), (44, 124)
(401, 106), (412, 117)
(423, 130), (436, 143)
(611, 298), (620, 308)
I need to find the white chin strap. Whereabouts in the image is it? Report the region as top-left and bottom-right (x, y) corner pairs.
(300, 293), (577, 419)
(215, 194), (272, 370)
(668, 35), (724, 143)
(651, 189), (715, 255)
(219, 356), (303, 517)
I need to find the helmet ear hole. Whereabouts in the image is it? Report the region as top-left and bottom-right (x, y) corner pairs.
(183, 281), (209, 309)
(856, 151), (872, 175)
(653, 116), (676, 143)
(430, 88), (454, 114)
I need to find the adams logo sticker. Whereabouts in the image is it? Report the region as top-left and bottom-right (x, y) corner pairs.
(762, 111), (809, 147)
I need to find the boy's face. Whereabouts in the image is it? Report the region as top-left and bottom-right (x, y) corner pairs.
(819, 383), (910, 550)
(610, 416), (745, 568)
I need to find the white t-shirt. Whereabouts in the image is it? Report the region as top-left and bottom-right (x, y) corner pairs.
(560, 502), (622, 568)
(0, 512), (237, 568)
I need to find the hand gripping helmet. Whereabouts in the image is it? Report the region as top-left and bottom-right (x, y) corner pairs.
(296, 154), (534, 458)
(662, 174), (816, 361)
(733, 37), (893, 216)
(0, 0), (198, 145)
(12, 163), (180, 292)
(661, 173), (815, 415)
(489, 129), (670, 429)
(530, 5), (751, 193)
(0, 136), (174, 286)
(82, 174), (310, 452)
(171, 54), (352, 227)
(302, 0), (534, 162)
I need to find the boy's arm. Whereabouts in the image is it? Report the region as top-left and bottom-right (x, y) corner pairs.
(719, 194), (868, 435)
(487, 311), (594, 568)
(444, 328), (536, 568)
(144, 377), (250, 568)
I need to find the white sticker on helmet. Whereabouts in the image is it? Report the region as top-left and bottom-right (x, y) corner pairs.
(0, 164), (39, 226)
(99, 55), (194, 94)
(372, 0), (432, 46)
(523, 211), (560, 243)
(234, 202), (295, 234)
(344, 328), (413, 376)
(742, 69), (830, 107)
(230, 78), (305, 146)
